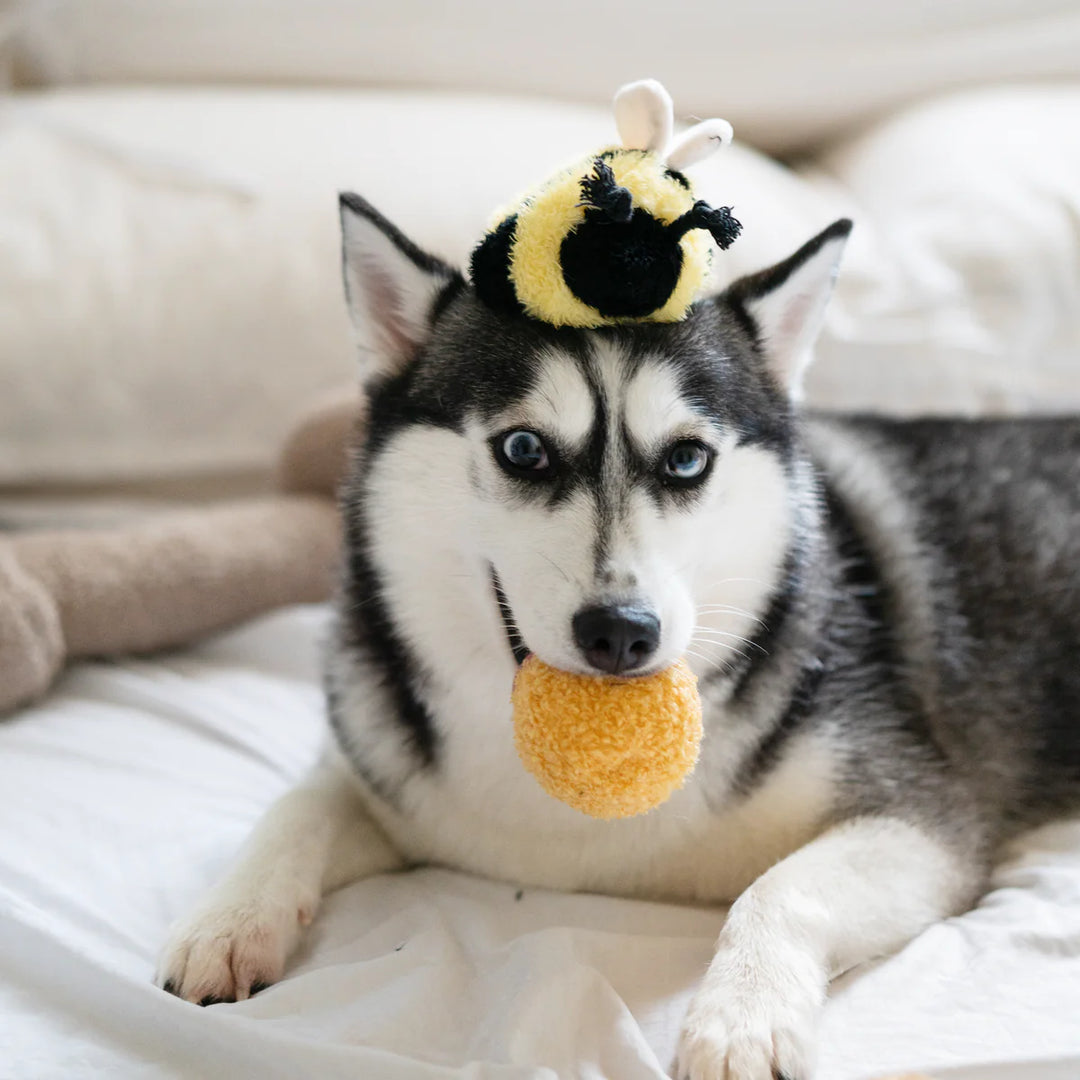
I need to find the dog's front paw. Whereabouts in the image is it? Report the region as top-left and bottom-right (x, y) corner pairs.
(155, 883), (316, 1005)
(675, 994), (816, 1080)
(674, 943), (822, 1080)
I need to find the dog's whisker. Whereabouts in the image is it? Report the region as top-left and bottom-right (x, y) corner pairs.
(696, 603), (760, 612)
(700, 576), (771, 590)
(692, 623), (762, 641)
(688, 635), (743, 660)
(695, 605), (767, 625)
(691, 643), (735, 658)
(538, 552), (573, 585)
(691, 626), (766, 653)
(684, 646), (727, 668)
(345, 594), (380, 614)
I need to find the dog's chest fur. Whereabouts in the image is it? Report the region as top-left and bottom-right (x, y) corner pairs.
(329, 620), (835, 902)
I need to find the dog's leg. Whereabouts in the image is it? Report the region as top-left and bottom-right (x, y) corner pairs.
(675, 815), (979, 1080)
(156, 751), (401, 1004)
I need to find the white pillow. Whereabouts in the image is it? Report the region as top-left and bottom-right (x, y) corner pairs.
(803, 85), (1080, 415)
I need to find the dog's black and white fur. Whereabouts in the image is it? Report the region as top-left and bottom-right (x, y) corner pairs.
(158, 194), (1080, 1080)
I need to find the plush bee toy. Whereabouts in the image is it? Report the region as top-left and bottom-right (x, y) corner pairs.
(470, 79), (741, 328)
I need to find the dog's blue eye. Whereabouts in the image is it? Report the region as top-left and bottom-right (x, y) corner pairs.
(663, 440), (711, 483)
(498, 430), (551, 475)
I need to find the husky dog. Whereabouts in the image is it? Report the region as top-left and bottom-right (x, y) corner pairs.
(157, 194), (1080, 1080)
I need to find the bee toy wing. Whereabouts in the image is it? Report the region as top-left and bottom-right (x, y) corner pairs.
(666, 118), (735, 171)
(613, 79), (674, 152)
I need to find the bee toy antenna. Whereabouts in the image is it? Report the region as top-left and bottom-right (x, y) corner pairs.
(668, 200), (743, 250)
(577, 159), (634, 224)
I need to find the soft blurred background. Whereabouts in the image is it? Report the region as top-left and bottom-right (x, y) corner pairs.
(2, 0), (1079, 512)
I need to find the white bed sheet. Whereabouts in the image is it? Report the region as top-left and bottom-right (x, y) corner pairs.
(2, 605), (1079, 1080)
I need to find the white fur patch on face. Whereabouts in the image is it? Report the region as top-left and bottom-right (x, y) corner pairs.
(683, 441), (792, 677)
(623, 362), (709, 453)
(497, 350), (594, 450)
(365, 425), (508, 688)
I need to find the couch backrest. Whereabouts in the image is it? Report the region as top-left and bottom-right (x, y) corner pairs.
(10, 0), (1080, 154)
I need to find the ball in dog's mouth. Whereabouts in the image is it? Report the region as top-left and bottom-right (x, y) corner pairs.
(510, 656), (703, 819)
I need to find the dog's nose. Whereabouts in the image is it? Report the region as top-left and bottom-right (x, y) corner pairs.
(572, 604), (660, 675)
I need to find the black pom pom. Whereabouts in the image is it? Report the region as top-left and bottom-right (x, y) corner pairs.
(578, 159), (634, 224)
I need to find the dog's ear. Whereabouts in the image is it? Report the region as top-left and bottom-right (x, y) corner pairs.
(339, 193), (463, 379)
(723, 219), (852, 397)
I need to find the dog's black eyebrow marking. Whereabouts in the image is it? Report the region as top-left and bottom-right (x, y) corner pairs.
(616, 409), (676, 505)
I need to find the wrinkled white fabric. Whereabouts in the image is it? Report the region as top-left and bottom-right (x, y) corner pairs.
(802, 86), (1080, 416)
(1, 606), (1078, 1080)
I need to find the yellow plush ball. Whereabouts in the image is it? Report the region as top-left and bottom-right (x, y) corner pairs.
(511, 656), (703, 819)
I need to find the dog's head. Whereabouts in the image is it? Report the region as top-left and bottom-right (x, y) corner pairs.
(339, 193), (849, 684)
